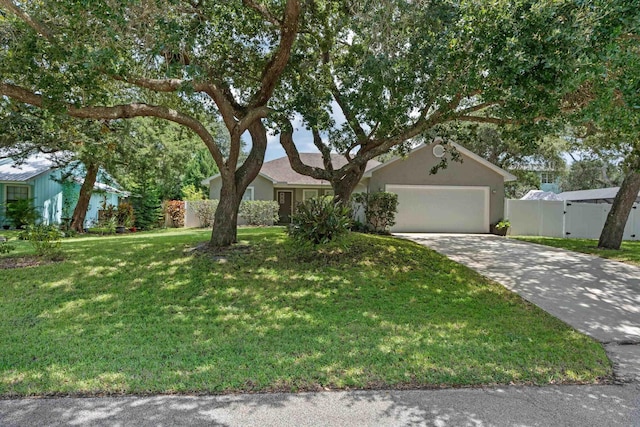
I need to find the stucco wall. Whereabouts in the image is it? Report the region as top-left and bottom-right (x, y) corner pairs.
(209, 175), (274, 201)
(368, 145), (506, 224)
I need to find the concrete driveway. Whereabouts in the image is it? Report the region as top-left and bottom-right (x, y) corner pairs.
(396, 233), (640, 383)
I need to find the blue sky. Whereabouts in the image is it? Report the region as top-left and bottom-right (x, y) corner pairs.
(264, 123), (317, 161)
(264, 102), (347, 161)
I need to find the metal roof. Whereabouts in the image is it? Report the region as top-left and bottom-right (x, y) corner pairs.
(520, 190), (564, 201)
(0, 153), (128, 196)
(557, 187), (639, 203)
(0, 154), (56, 182)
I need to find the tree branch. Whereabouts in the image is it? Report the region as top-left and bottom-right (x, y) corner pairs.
(250, 0), (300, 108)
(457, 101), (499, 116)
(311, 128), (334, 172)
(279, 123), (333, 181)
(457, 115), (514, 125)
(0, 0), (56, 42)
(242, 0), (282, 26)
(0, 82), (226, 167)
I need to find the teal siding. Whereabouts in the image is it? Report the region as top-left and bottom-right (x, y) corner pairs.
(32, 171), (64, 225)
(1, 167), (122, 229)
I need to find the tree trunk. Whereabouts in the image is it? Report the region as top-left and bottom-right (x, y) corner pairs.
(210, 176), (242, 247)
(333, 165), (367, 204)
(209, 121), (267, 248)
(598, 170), (640, 249)
(70, 162), (99, 232)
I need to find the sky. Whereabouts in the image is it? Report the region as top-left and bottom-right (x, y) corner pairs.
(264, 122), (317, 161)
(263, 102), (347, 161)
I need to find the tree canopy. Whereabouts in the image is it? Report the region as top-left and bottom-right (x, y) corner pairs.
(277, 0), (596, 201)
(0, 0), (303, 246)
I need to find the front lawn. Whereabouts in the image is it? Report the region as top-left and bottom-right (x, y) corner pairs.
(514, 237), (640, 267)
(0, 228), (610, 396)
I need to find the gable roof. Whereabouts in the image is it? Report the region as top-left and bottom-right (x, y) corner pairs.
(0, 153), (58, 182)
(202, 153), (381, 186)
(0, 153), (128, 196)
(362, 141), (517, 182)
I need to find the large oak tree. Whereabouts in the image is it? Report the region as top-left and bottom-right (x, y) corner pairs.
(276, 0), (595, 203)
(561, 0), (639, 249)
(0, 0), (302, 247)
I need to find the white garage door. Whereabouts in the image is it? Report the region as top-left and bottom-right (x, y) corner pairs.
(387, 185), (490, 233)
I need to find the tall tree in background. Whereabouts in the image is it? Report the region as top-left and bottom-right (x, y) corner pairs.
(0, 0), (302, 247)
(560, 157), (622, 192)
(439, 123), (566, 198)
(277, 0), (594, 202)
(562, 0), (639, 249)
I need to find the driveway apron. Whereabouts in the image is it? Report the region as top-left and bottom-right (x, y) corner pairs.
(396, 233), (640, 383)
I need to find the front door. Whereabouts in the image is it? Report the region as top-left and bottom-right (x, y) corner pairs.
(277, 191), (293, 224)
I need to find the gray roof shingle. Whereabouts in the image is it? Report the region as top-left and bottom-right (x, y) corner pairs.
(260, 153), (380, 186)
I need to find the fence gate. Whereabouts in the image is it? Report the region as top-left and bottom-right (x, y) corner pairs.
(505, 199), (640, 240)
(564, 202), (609, 239)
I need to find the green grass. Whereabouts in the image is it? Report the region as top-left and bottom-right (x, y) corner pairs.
(0, 228), (611, 396)
(514, 236), (640, 267)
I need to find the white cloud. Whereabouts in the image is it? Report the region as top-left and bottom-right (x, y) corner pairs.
(265, 115), (318, 161)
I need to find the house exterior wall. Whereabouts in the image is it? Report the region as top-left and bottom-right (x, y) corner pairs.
(33, 171), (64, 225)
(85, 191), (119, 228)
(209, 175), (274, 201)
(368, 146), (506, 224)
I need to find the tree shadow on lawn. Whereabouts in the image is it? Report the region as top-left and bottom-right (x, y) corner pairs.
(0, 229), (612, 396)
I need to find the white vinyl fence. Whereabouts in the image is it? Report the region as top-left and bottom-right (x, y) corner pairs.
(505, 199), (640, 240)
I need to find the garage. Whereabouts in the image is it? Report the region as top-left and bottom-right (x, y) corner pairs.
(386, 184), (490, 233)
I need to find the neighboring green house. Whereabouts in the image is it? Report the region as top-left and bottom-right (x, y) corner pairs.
(0, 153), (128, 229)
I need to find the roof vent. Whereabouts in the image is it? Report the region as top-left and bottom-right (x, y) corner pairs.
(432, 144), (445, 158)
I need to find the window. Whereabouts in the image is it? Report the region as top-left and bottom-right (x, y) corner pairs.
(6, 185), (30, 203)
(302, 189), (318, 201)
(242, 187), (254, 201)
(540, 172), (555, 184)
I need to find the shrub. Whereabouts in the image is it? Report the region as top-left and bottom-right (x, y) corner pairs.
(165, 200), (185, 227)
(190, 199), (218, 228)
(0, 238), (16, 254)
(181, 184), (206, 201)
(117, 202), (136, 227)
(288, 196), (351, 244)
(19, 224), (64, 258)
(5, 199), (39, 229)
(239, 200), (280, 226)
(351, 192), (399, 233)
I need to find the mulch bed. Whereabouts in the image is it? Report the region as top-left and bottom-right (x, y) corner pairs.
(0, 256), (58, 270)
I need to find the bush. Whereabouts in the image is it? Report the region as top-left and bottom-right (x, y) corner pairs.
(117, 202), (136, 227)
(19, 224), (64, 258)
(351, 192), (399, 233)
(0, 238), (16, 254)
(239, 200), (279, 226)
(288, 196), (351, 244)
(5, 199), (39, 229)
(181, 184), (206, 201)
(165, 200), (185, 227)
(190, 199), (218, 228)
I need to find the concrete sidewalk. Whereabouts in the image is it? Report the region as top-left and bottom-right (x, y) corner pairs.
(1, 385), (639, 426)
(396, 233), (640, 383)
